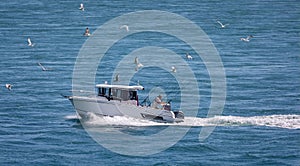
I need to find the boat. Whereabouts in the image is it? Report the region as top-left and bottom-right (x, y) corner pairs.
(66, 83), (184, 123)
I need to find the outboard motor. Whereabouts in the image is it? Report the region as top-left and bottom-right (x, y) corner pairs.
(174, 111), (184, 119)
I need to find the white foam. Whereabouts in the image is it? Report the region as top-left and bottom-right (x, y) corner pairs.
(68, 113), (300, 129)
(84, 113), (162, 127)
(180, 115), (300, 129)
(64, 114), (81, 120)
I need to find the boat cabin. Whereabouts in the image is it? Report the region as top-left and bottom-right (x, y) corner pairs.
(96, 84), (144, 105)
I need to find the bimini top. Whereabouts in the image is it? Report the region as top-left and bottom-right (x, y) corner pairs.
(95, 84), (144, 91)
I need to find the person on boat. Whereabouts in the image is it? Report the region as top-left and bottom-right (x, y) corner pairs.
(84, 27), (90, 36)
(151, 95), (166, 109)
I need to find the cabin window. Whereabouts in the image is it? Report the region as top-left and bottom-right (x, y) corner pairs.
(121, 90), (129, 100)
(98, 88), (107, 96)
(111, 89), (130, 101)
(129, 91), (137, 100)
(97, 86), (139, 102)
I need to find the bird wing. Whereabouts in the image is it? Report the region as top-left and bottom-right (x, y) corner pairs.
(5, 84), (12, 89)
(217, 21), (223, 26)
(120, 25), (129, 31)
(28, 38), (32, 45)
(115, 74), (119, 81)
(134, 57), (139, 64)
(137, 63), (143, 67)
(38, 62), (47, 70)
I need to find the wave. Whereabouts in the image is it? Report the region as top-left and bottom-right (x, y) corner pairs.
(65, 113), (300, 129)
(64, 115), (79, 120)
(182, 115), (300, 129)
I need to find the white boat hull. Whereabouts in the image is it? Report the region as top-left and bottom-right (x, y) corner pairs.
(69, 96), (184, 123)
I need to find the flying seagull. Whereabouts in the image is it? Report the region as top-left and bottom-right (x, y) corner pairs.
(120, 25), (129, 32)
(240, 35), (253, 42)
(186, 53), (193, 60)
(27, 38), (34, 47)
(83, 27), (90, 36)
(5, 84), (12, 91)
(79, 3), (84, 11)
(114, 74), (120, 82)
(217, 21), (229, 28)
(171, 66), (177, 73)
(37, 62), (51, 71)
(134, 57), (139, 65)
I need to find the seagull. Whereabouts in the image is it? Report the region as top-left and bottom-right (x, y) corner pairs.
(5, 84), (12, 91)
(171, 66), (177, 73)
(83, 27), (90, 36)
(135, 62), (144, 71)
(37, 62), (51, 71)
(120, 25), (129, 32)
(27, 38), (34, 47)
(79, 3), (84, 11)
(134, 57), (139, 64)
(114, 74), (120, 82)
(240, 35), (253, 42)
(186, 53), (193, 60)
(217, 21), (229, 28)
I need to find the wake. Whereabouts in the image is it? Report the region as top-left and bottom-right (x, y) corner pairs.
(65, 114), (300, 129)
(182, 115), (300, 129)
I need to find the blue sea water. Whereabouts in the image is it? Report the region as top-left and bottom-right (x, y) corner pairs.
(0, 0), (299, 165)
